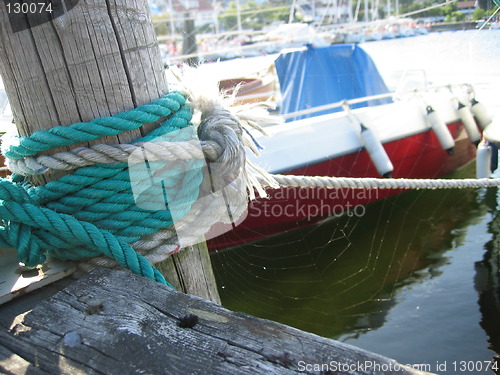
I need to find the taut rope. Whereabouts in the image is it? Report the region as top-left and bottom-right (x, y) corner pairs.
(2, 73), (498, 285)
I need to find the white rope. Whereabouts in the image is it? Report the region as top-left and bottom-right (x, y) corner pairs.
(79, 172), (500, 274)
(11, 64), (495, 274)
(75, 66), (279, 271)
(262, 174), (500, 190)
(7, 140), (223, 175)
(80, 198), (230, 271)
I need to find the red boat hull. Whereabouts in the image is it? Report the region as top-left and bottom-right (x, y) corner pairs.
(207, 121), (477, 250)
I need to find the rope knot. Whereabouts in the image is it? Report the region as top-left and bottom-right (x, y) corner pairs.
(198, 106), (245, 178)
(0, 67), (280, 285)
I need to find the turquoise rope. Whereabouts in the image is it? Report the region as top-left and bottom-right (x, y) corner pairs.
(0, 91), (204, 287)
(32, 107), (201, 243)
(2, 93), (185, 160)
(0, 180), (167, 285)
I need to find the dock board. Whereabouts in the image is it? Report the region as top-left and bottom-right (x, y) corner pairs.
(0, 247), (76, 306)
(0, 269), (428, 374)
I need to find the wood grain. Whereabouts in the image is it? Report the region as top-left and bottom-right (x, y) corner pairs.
(0, 269), (427, 375)
(0, 0), (220, 303)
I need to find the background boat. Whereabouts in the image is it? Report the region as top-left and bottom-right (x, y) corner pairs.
(205, 43), (485, 250)
(210, 30), (500, 373)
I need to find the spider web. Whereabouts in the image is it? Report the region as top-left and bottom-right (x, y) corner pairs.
(203, 30), (500, 371)
(212, 177), (480, 333)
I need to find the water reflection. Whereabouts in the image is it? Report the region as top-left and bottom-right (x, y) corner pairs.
(212, 164), (491, 341)
(475, 186), (500, 355)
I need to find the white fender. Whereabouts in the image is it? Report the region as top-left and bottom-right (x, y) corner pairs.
(470, 98), (492, 130)
(426, 106), (454, 154)
(457, 102), (481, 145)
(476, 141), (492, 179)
(483, 120), (500, 144)
(360, 123), (394, 177)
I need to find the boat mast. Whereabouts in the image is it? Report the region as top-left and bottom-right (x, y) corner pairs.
(348, 0), (354, 23)
(236, 0), (242, 31)
(289, 0), (296, 23)
(168, 0), (175, 35)
(213, 0), (220, 33)
(354, 0), (361, 22)
(372, 0), (379, 20)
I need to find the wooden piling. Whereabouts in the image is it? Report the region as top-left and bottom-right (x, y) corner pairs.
(0, 0), (220, 302)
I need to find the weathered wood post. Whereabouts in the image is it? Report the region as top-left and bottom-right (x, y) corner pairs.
(0, 0), (220, 303)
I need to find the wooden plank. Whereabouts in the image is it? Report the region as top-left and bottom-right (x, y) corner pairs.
(0, 269), (428, 375)
(0, 247), (75, 306)
(0, 345), (50, 375)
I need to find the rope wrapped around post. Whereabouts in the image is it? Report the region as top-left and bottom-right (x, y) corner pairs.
(0, 88), (275, 285)
(3, 73), (500, 286)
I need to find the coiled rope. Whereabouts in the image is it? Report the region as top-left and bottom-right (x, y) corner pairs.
(9, 124), (500, 191)
(2, 74), (500, 285)
(0, 93), (194, 286)
(0, 84), (277, 285)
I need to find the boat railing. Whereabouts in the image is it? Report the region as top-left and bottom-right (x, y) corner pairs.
(280, 83), (474, 121)
(280, 92), (395, 120)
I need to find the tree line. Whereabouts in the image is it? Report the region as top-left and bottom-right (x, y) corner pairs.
(152, 0), (498, 36)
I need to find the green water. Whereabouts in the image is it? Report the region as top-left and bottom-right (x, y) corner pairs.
(211, 163), (499, 372)
(211, 30), (500, 373)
